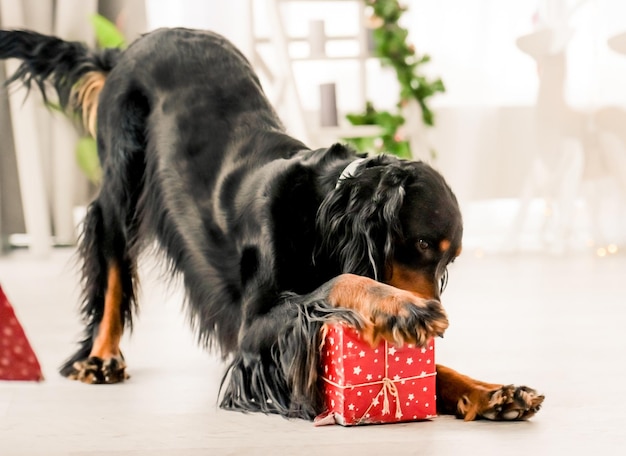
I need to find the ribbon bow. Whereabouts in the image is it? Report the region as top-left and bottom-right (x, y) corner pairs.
(380, 377), (402, 419)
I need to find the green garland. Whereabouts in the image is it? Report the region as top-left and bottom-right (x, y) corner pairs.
(344, 0), (445, 158)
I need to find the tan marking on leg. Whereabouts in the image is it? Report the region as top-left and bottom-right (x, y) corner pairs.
(90, 262), (123, 359)
(436, 365), (501, 421)
(327, 273), (447, 346)
(436, 365), (545, 421)
(328, 274), (430, 313)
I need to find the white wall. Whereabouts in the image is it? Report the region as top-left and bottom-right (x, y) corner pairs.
(145, 0), (252, 55)
(271, 0), (626, 203)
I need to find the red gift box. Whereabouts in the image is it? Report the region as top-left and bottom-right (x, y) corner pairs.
(0, 285), (44, 381)
(316, 323), (436, 426)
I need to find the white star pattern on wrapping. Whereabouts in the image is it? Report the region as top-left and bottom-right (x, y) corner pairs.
(320, 325), (437, 424)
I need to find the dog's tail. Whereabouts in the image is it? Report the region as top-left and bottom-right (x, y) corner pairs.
(0, 29), (121, 136)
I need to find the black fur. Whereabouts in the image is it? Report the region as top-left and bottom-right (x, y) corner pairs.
(0, 28), (463, 418)
(0, 29), (119, 110)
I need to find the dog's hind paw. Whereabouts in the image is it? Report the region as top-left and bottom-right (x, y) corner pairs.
(66, 355), (129, 384)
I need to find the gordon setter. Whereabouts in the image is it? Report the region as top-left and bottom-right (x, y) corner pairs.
(0, 27), (543, 421)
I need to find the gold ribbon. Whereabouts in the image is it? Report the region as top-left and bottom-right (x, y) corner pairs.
(381, 377), (401, 418)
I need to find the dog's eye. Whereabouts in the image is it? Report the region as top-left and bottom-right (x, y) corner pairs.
(417, 239), (430, 250)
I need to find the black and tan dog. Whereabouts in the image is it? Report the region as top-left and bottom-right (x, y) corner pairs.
(0, 28), (543, 421)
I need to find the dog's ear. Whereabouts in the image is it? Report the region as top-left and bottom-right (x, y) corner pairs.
(316, 162), (410, 280)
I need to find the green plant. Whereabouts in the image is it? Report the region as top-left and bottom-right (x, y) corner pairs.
(346, 101), (410, 158)
(344, 0), (445, 158)
(74, 14), (125, 184)
(90, 14), (126, 48)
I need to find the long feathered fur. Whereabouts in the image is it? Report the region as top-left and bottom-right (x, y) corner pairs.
(0, 29), (119, 134)
(316, 155), (411, 281)
(220, 297), (363, 418)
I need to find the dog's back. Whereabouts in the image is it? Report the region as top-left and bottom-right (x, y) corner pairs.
(93, 28), (310, 351)
(0, 27), (310, 365)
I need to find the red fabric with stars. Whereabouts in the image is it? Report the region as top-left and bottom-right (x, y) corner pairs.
(317, 323), (436, 426)
(0, 285), (43, 381)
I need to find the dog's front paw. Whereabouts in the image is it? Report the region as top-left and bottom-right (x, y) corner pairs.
(459, 385), (544, 421)
(66, 355), (129, 384)
(328, 274), (448, 347)
(368, 297), (448, 347)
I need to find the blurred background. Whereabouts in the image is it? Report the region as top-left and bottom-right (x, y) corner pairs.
(1, 5), (625, 451)
(1, 0), (625, 258)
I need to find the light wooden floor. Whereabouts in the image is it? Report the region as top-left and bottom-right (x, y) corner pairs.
(0, 247), (625, 455)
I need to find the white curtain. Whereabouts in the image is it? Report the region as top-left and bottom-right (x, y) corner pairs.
(0, 0), (147, 253)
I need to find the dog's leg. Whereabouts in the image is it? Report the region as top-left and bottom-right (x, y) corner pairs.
(436, 364), (545, 421)
(221, 290), (362, 419)
(68, 258), (129, 384)
(222, 272), (447, 418)
(60, 94), (146, 383)
(60, 197), (138, 384)
(327, 273), (449, 347)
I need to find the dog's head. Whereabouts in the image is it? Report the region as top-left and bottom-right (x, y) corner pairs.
(316, 155), (462, 300)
